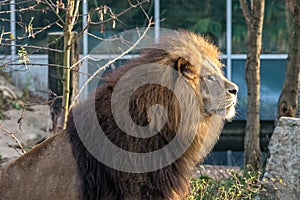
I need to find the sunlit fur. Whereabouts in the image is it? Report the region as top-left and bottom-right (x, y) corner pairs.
(69, 31), (238, 200)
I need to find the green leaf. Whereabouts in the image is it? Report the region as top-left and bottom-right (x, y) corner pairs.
(9, 101), (22, 110)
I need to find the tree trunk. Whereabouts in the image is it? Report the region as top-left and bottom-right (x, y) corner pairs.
(278, 0), (300, 118)
(48, 32), (79, 134)
(62, 0), (81, 129)
(48, 33), (64, 134)
(239, 0), (265, 170)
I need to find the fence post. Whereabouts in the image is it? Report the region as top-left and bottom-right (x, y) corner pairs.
(47, 32), (79, 134)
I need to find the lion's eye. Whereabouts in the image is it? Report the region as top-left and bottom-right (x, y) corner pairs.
(205, 75), (216, 81)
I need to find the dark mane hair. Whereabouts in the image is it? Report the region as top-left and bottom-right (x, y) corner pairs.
(68, 31), (225, 200)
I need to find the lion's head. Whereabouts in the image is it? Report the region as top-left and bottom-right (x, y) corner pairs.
(172, 55), (238, 121)
(155, 31), (238, 121)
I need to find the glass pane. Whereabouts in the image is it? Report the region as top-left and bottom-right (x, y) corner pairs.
(0, 1), (10, 55)
(13, 0), (83, 54)
(88, 1), (228, 53)
(204, 151), (243, 166)
(88, 0), (153, 52)
(262, 0), (288, 53)
(221, 59), (228, 77)
(232, 0), (247, 53)
(232, 59), (286, 120)
(232, 0), (288, 54)
(160, 0), (226, 52)
(15, 0), (67, 54)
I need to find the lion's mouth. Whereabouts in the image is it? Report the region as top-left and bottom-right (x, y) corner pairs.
(204, 98), (237, 120)
(224, 101), (237, 120)
(225, 101), (236, 109)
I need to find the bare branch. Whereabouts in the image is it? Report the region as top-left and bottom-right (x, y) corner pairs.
(286, 0), (300, 16)
(70, 0), (81, 28)
(0, 0), (10, 6)
(239, 0), (251, 27)
(0, 124), (26, 154)
(0, 0), (40, 14)
(69, 18), (154, 109)
(15, 19), (61, 41)
(90, 0), (150, 25)
(69, 14), (91, 48)
(70, 55), (88, 70)
(17, 95), (63, 131)
(0, 43), (63, 53)
(139, 2), (151, 21)
(43, 0), (65, 25)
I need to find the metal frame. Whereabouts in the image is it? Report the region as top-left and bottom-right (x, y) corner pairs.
(7, 0), (288, 101)
(8, 1), (287, 62)
(226, 0), (232, 80)
(9, 0), (16, 77)
(80, 0), (89, 100)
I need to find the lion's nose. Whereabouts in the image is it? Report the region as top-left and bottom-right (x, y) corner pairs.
(227, 84), (239, 96)
(228, 88), (237, 95)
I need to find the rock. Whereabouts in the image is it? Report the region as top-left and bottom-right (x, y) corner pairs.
(0, 105), (48, 164)
(0, 76), (23, 100)
(261, 117), (300, 200)
(192, 164), (240, 180)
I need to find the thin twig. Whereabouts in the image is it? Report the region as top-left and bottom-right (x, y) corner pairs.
(0, 43), (63, 53)
(17, 105), (26, 132)
(69, 18), (154, 110)
(89, 0), (150, 25)
(69, 0), (148, 48)
(0, 124), (26, 154)
(69, 14), (91, 48)
(71, 0), (81, 28)
(43, 0), (65, 25)
(17, 95), (63, 131)
(16, 19), (61, 41)
(70, 55), (88, 69)
(239, 0), (251, 27)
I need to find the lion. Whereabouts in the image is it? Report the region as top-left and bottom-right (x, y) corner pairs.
(0, 31), (238, 200)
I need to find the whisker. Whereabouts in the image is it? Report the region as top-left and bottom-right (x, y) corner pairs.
(204, 98), (236, 113)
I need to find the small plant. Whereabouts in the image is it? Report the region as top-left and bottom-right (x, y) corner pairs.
(187, 169), (266, 200)
(18, 46), (30, 68)
(0, 95), (4, 120)
(22, 78), (31, 100)
(9, 101), (22, 110)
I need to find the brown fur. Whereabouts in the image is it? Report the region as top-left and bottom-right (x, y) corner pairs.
(0, 131), (81, 200)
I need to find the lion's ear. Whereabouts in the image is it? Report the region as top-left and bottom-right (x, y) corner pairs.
(175, 57), (197, 80)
